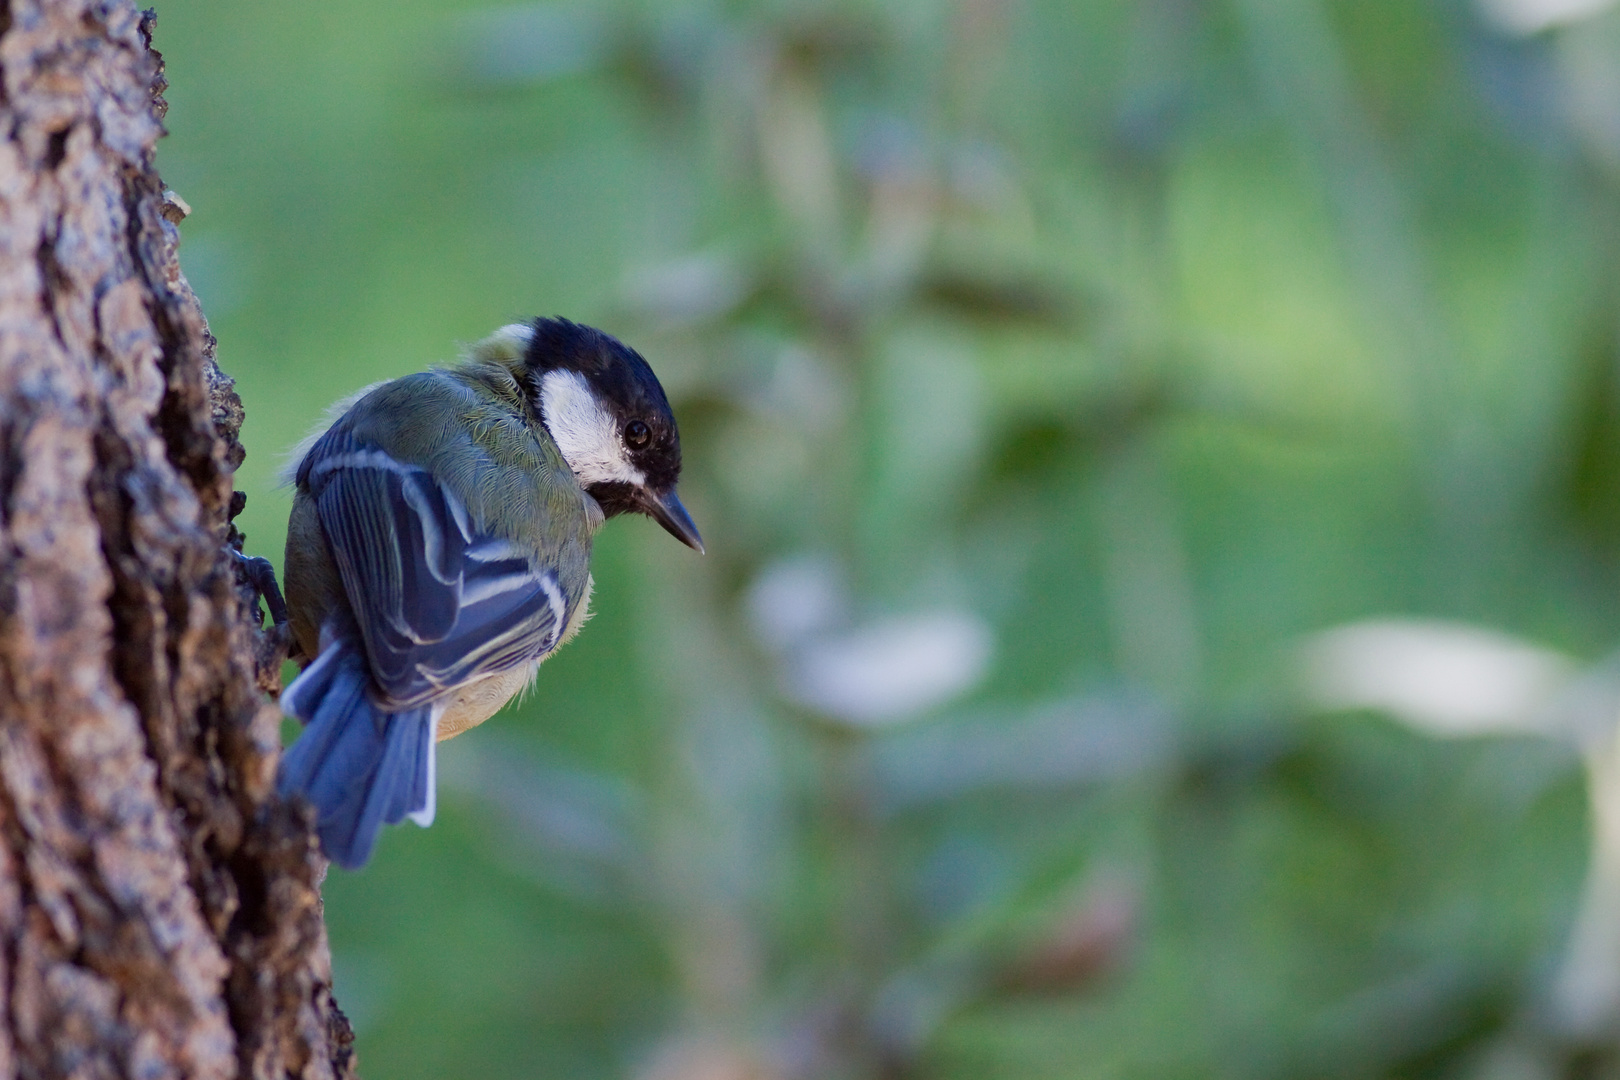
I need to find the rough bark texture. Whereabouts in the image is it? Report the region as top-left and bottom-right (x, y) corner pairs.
(0, 1), (355, 1077)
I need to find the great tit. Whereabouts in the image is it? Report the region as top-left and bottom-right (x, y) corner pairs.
(277, 317), (702, 868)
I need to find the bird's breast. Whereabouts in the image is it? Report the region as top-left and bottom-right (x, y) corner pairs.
(432, 574), (594, 741)
(435, 661), (541, 741)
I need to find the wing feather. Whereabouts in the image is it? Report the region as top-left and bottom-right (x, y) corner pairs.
(303, 428), (563, 710)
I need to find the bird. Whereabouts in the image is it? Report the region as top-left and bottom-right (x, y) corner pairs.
(276, 317), (702, 868)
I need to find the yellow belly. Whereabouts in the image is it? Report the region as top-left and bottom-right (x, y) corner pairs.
(436, 663), (539, 740)
(433, 573), (594, 741)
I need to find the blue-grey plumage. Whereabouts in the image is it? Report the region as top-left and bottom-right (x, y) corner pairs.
(278, 319), (701, 868)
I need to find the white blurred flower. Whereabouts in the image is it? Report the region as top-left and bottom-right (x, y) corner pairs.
(1299, 618), (1578, 737)
(746, 556), (994, 727)
(1479, 0), (1618, 35)
(785, 611), (993, 727)
(745, 554), (848, 654)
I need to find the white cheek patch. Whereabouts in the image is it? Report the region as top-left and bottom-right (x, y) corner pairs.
(538, 369), (646, 488)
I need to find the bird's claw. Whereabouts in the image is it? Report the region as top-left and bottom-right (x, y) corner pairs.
(230, 548), (290, 628)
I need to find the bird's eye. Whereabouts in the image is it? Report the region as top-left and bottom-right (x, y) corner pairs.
(624, 420), (651, 449)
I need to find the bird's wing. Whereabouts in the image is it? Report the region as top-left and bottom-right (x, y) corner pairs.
(302, 430), (566, 711)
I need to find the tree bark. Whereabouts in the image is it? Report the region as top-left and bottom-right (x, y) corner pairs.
(0, 1), (354, 1077)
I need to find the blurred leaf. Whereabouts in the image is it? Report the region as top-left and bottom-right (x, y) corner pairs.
(1561, 299), (1620, 550)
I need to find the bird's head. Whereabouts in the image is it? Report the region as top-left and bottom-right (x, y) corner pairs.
(521, 317), (703, 553)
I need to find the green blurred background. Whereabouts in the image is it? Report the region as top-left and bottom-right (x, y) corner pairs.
(154, 0), (1620, 1076)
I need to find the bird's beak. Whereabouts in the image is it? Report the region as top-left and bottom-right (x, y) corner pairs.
(644, 486), (705, 553)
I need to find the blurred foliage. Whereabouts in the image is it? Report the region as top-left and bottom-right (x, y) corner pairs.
(156, 0), (1620, 1076)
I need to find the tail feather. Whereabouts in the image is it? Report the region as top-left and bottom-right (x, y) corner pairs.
(278, 641), (437, 869)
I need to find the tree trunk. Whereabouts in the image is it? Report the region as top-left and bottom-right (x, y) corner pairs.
(0, 1), (354, 1077)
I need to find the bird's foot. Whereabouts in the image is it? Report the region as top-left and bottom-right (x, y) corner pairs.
(229, 547), (290, 628)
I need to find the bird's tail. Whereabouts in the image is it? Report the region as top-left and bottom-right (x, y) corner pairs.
(278, 640), (437, 869)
